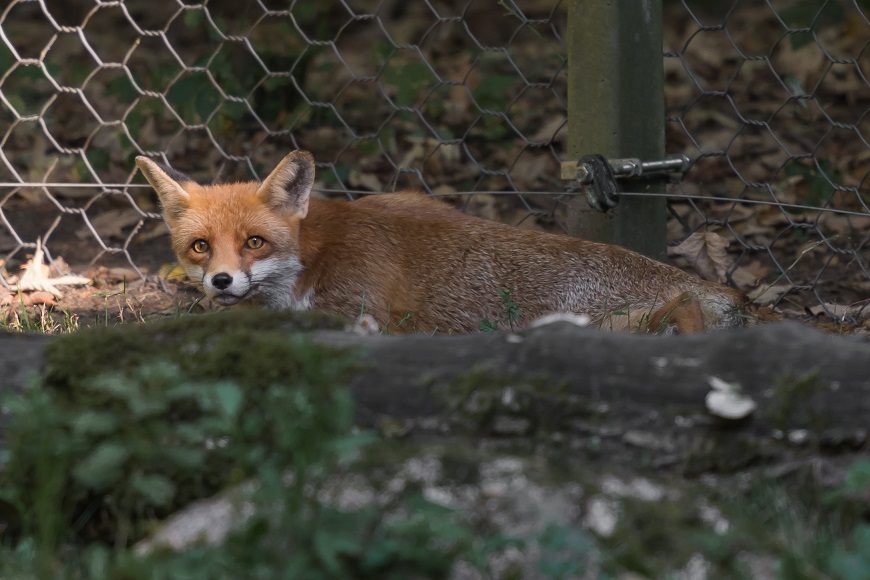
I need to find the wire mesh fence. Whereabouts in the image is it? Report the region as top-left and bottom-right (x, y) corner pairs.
(661, 0), (870, 321)
(1, 0), (869, 323)
(0, 0), (568, 290)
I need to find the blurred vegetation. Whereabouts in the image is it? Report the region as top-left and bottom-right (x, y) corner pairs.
(0, 310), (868, 577)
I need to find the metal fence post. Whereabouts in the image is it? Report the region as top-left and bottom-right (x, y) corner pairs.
(566, 0), (667, 260)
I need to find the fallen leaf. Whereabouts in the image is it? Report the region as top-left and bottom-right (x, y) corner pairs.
(159, 262), (189, 282)
(669, 232), (732, 283)
(348, 170), (383, 193)
(90, 266), (143, 285)
(730, 260), (770, 290)
(22, 291), (57, 307)
(817, 214), (870, 237)
(17, 238), (91, 298)
(808, 302), (870, 321)
(748, 283), (792, 304)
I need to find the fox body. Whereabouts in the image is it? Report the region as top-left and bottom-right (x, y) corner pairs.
(136, 150), (746, 334)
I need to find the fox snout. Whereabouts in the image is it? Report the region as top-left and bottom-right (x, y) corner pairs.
(211, 272), (233, 290)
(200, 269), (255, 306)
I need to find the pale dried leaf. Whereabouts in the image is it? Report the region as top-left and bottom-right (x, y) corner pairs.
(748, 283), (792, 304)
(17, 239), (91, 298)
(730, 260), (770, 290)
(669, 232), (732, 283)
(348, 170), (383, 193)
(808, 302), (870, 321)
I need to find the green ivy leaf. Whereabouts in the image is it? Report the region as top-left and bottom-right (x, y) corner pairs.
(213, 382), (244, 419)
(73, 442), (130, 489)
(130, 473), (176, 506)
(72, 410), (120, 437)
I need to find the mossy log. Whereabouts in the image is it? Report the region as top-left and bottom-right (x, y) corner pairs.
(1, 314), (869, 443)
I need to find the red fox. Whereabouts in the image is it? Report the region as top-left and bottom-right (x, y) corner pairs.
(135, 150), (747, 334)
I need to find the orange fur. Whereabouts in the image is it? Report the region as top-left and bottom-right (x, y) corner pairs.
(136, 151), (748, 334)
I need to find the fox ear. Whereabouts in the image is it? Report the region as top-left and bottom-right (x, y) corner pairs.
(256, 150), (314, 218)
(135, 157), (194, 224)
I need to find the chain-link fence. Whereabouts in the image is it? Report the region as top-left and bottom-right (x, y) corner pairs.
(1, 0), (869, 322)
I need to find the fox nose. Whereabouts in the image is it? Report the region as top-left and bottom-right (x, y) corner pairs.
(212, 272), (233, 290)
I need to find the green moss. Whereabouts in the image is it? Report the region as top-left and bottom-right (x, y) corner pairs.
(770, 371), (831, 432)
(436, 367), (592, 435)
(43, 309), (349, 393)
(3, 309), (359, 549)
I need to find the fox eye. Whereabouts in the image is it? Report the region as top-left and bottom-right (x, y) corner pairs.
(191, 239), (209, 253)
(246, 236), (265, 250)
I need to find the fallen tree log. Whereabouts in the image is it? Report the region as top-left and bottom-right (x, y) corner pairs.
(1, 314), (869, 446)
(312, 319), (870, 430)
(1, 312), (868, 556)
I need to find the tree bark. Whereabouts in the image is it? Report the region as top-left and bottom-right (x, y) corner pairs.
(3, 320), (869, 434)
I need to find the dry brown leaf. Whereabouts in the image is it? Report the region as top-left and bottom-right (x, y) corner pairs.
(348, 170), (383, 193)
(22, 291), (58, 307)
(808, 302), (870, 321)
(668, 232), (732, 283)
(748, 283), (792, 304)
(90, 266), (142, 285)
(48, 256), (74, 278)
(817, 214), (870, 237)
(731, 260), (770, 290)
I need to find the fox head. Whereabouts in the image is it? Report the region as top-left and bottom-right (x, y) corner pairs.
(135, 150), (316, 310)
